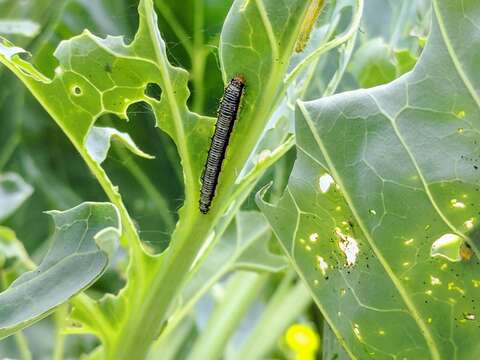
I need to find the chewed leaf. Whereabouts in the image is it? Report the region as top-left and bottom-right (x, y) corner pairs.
(0, 202), (120, 340)
(0, 172), (33, 222)
(259, 0), (480, 358)
(0, 0), (215, 215)
(86, 126), (154, 164)
(0, 38), (49, 82)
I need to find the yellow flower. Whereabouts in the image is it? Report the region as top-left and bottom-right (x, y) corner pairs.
(285, 323), (320, 360)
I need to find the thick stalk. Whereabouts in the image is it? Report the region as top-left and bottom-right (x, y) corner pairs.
(234, 278), (312, 360)
(187, 271), (268, 360)
(107, 208), (212, 359)
(14, 332), (32, 360)
(52, 304), (68, 360)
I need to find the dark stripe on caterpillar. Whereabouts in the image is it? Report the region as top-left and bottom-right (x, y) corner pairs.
(199, 76), (245, 214)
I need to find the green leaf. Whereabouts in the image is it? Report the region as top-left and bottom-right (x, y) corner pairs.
(0, 172), (33, 222)
(0, 226), (33, 282)
(258, 0), (480, 358)
(394, 48), (417, 76)
(216, 0), (314, 208)
(0, 0), (213, 216)
(0, 202), (120, 340)
(322, 323), (350, 360)
(350, 38), (396, 88)
(85, 126), (154, 165)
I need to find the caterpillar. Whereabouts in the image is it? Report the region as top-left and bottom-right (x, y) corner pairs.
(199, 76), (246, 214)
(295, 0), (325, 52)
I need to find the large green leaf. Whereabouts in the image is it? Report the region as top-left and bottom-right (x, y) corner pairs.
(0, 202), (119, 339)
(258, 0), (480, 358)
(0, 0), (213, 223)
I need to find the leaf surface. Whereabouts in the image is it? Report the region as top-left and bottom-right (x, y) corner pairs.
(258, 0), (480, 358)
(0, 202), (120, 339)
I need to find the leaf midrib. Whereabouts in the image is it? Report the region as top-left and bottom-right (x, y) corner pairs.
(298, 101), (441, 360)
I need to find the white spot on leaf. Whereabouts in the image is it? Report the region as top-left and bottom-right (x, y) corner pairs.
(309, 233), (319, 243)
(316, 255), (328, 275)
(319, 174), (335, 193)
(465, 218), (475, 230)
(353, 324), (362, 340)
(451, 199), (466, 209)
(431, 233), (463, 262)
(335, 228), (359, 266)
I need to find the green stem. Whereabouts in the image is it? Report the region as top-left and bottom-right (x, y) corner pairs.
(52, 304), (68, 360)
(153, 0), (193, 55)
(0, 132), (20, 171)
(152, 138), (292, 342)
(70, 293), (114, 349)
(108, 208), (211, 359)
(158, 216), (271, 340)
(234, 277), (312, 360)
(284, 0), (364, 89)
(148, 317), (195, 360)
(0, 85), (24, 171)
(191, 0), (206, 114)
(4, 270), (32, 360)
(187, 271), (268, 360)
(389, 0), (411, 48)
(14, 331), (32, 360)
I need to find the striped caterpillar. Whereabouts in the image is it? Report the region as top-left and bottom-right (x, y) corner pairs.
(199, 76), (245, 214)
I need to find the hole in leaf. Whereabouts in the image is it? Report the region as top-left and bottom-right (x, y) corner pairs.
(93, 102), (183, 254)
(144, 83), (162, 101)
(72, 86), (82, 96)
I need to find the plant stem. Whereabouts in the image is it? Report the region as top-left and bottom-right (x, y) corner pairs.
(187, 271), (268, 360)
(0, 132), (20, 171)
(14, 331), (32, 360)
(153, 0), (193, 55)
(148, 316), (195, 360)
(234, 277), (312, 360)
(389, 0), (411, 48)
(52, 304), (68, 360)
(191, 0), (206, 114)
(0, 85), (24, 171)
(107, 207), (211, 359)
(284, 0), (364, 89)
(3, 270), (31, 360)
